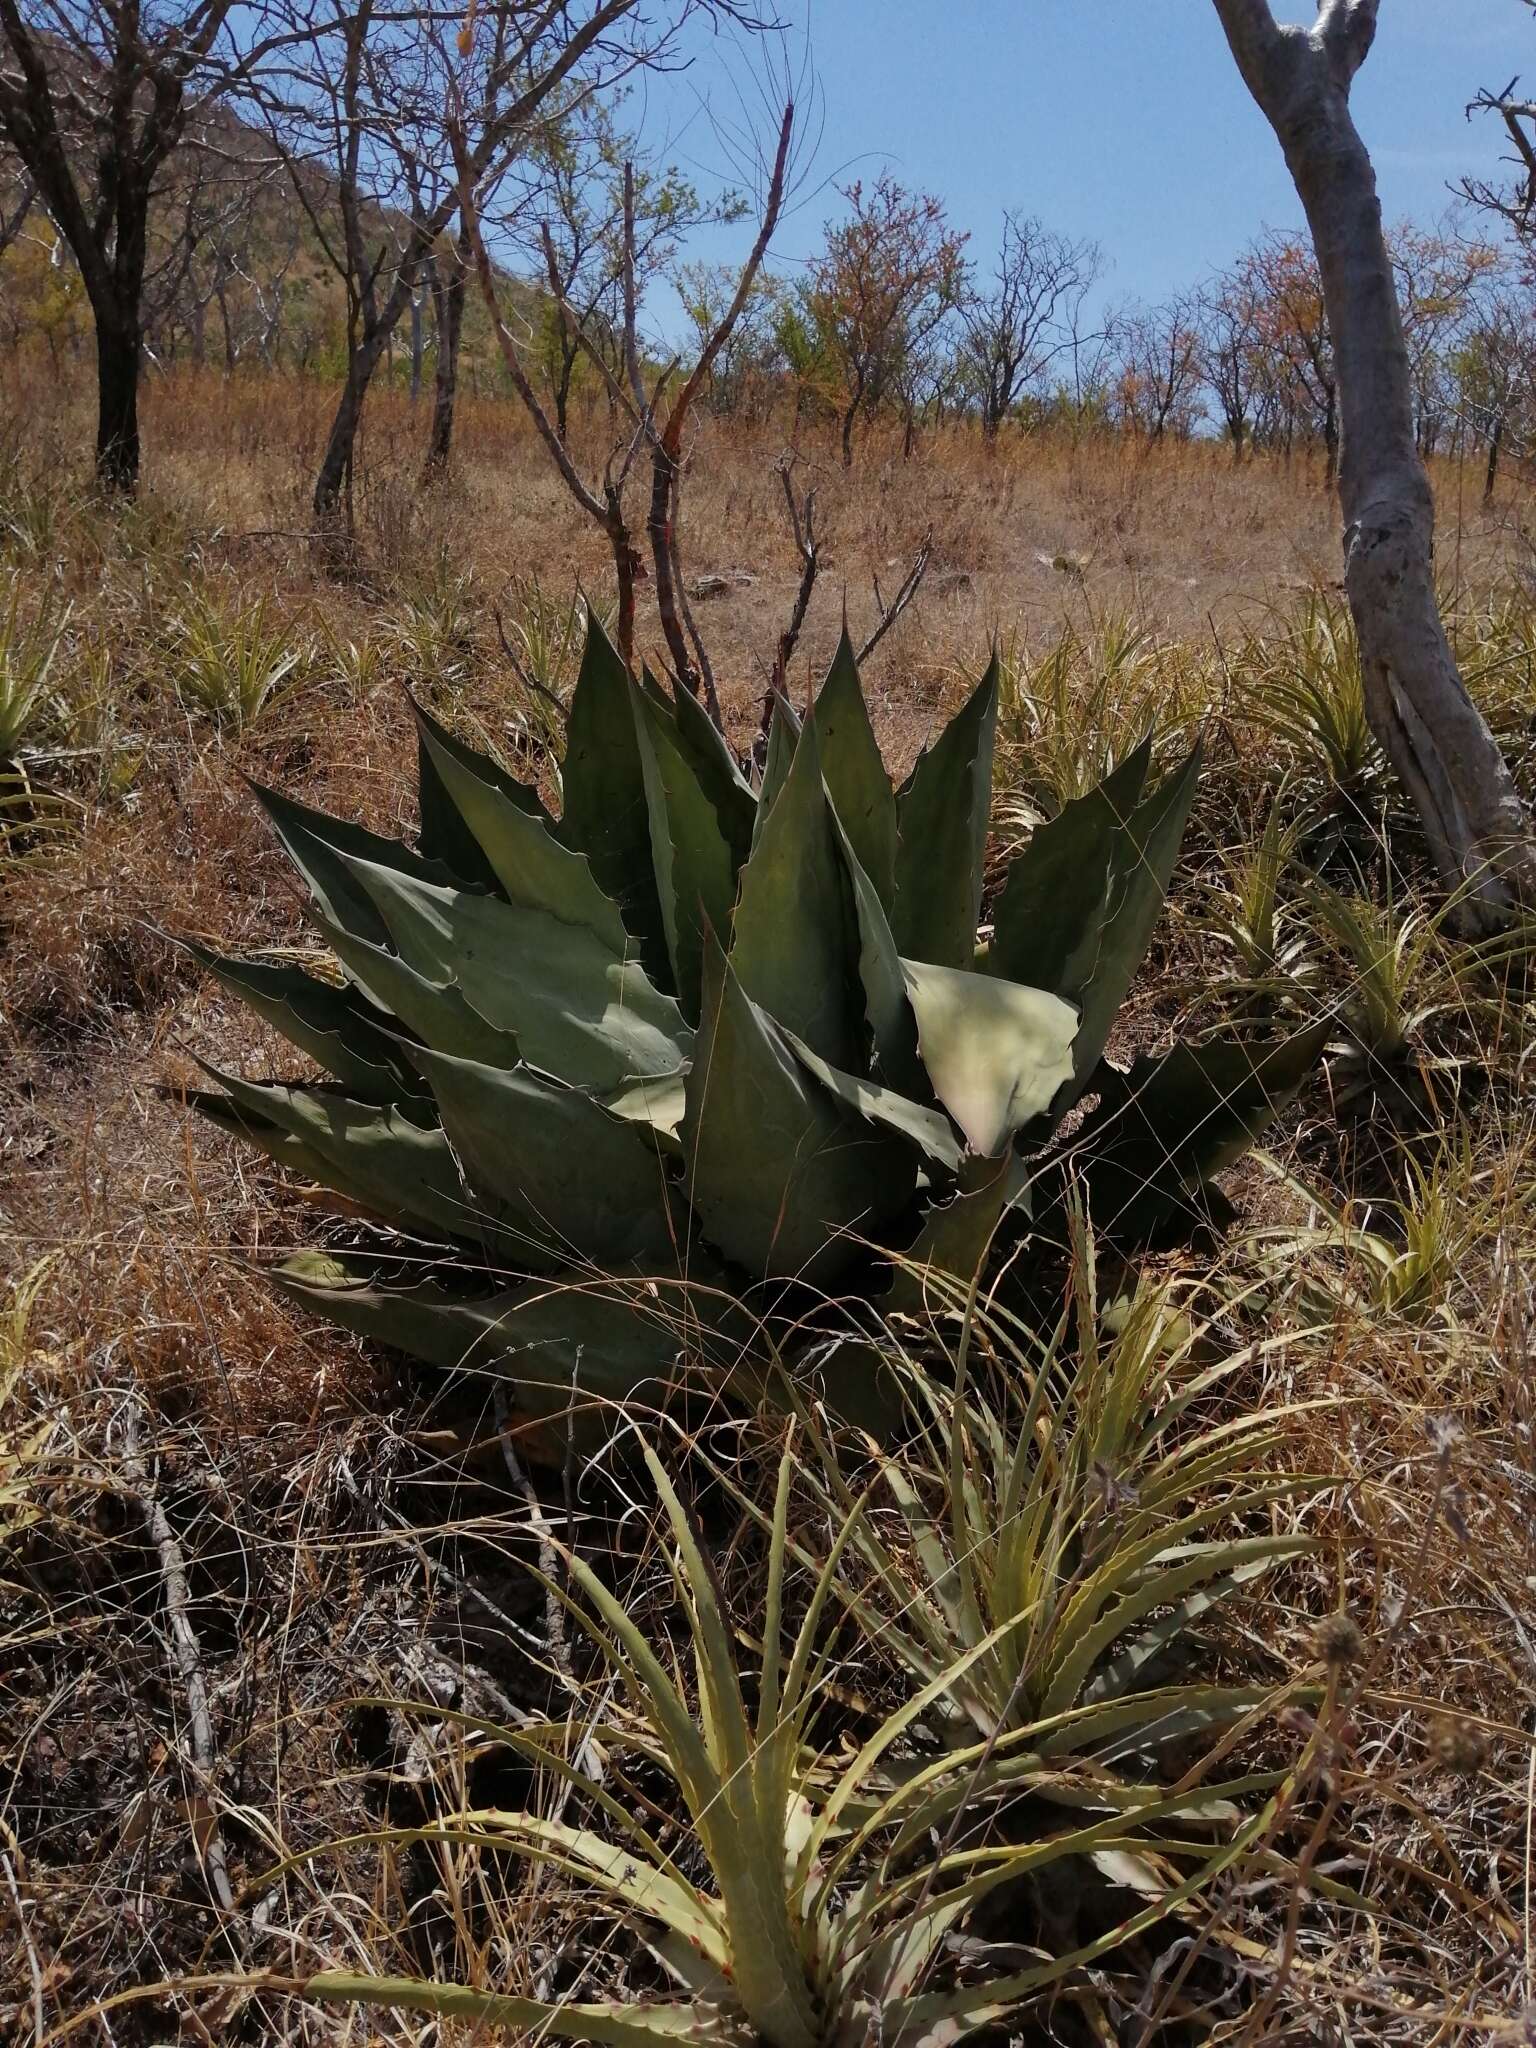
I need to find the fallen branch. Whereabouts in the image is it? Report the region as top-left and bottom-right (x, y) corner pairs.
(117, 1393), (237, 1915)
(492, 1384), (571, 1684)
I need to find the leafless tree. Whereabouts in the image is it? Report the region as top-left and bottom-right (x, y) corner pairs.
(1213, 0), (1536, 928)
(1199, 262), (1264, 458)
(252, 0), (681, 534)
(457, 96), (792, 723)
(0, 0), (263, 485)
(959, 211), (1099, 439)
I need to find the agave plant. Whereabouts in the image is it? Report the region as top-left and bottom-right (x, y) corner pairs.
(301, 1436), (1282, 2048)
(189, 621), (1323, 1437)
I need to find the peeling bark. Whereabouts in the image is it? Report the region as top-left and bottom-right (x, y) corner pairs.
(1212, 0), (1535, 928)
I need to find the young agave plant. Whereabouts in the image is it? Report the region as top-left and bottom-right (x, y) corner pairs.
(301, 1438), (1281, 2048)
(189, 620), (1323, 1436)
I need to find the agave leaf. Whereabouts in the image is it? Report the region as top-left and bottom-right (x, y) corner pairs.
(1057, 1026), (1328, 1247)
(782, 1027), (961, 1176)
(901, 959), (1077, 1157)
(631, 680), (739, 1022)
(601, 1069), (689, 1144)
(417, 720), (630, 951)
(989, 739), (1151, 1000)
(668, 676), (757, 874)
(272, 1258), (703, 1454)
(730, 711), (860, 1068)
(891, 659), (998, 969)
(558, 619), (670, 974)
(251, 779), (458, 952)
(314, 914), (521, 1069)
(414, 695), (551, 893)
(183, 941), (420, 1101)
(684, 937), (914, 1283)
(886, 1153), (1015, 1313)
(406, 1044), (682, 1268)
(813, 629), (898, 912)
(756, 691), (801, 823)
(328, 851), (691, 1090)
(305, 1972), (737, 2048)
(1066, 742), (1203, 1097)
(190, 1070), (480, 1243)
(833, 808), (923, 1095)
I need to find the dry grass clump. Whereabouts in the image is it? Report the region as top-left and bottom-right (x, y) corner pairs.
(3, 355), (1536, 2044)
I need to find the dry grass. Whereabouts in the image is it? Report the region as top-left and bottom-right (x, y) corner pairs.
(2, 353), (1535, 2045)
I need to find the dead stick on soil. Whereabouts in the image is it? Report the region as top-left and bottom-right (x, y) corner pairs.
(1, 1848), (45, 2045)
(492, 1385), (572, 1684)
(117, 1394), (238, 1915)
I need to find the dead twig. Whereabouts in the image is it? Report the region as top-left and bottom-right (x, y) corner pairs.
(115, 1392), (238, 1916)
(492, 1383), (572, 1685)
(493, 603), (570, 727)
(1, 1847), (45, 2046)
(758, 457), (820, 758)
(858, 525), (933, 666)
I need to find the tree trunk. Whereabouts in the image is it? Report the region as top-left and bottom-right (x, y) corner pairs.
(313, 356), (370, 526)
(1212, 0), (1535, 928)
(313, 271), (416, 524)
(840, 398), (857, 469)
(1484, 415), (1503, 505)
(408, 284), (425, 402)
(94, 311), (141, 493)
(425, 243), (467, 478)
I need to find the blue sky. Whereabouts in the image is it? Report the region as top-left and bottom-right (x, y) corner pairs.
(630, 1), (1534, 330)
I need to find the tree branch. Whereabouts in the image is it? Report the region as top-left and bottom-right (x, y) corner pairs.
(1314, 0), (1378, 91)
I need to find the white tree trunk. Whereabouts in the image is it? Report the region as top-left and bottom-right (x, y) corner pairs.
(1212, 0), (1536, 930)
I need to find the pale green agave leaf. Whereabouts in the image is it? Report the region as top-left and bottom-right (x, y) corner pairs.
(313, 913), (521, 1069)
(325, 848), (691, 1090)
(417, 719), (630, 951)
(272, 1258), (708, 1451)
(413, 694), (551, 894)
(406, 1043), (683, 1269)
(813, 628), (898, 912)
(755, 690), (801, 824)
(1056, 1025), (1328, 1247)
(1067, 741), (1203, 1097)
(183, 940), (419, 1101)
(667, 674), (757, 874)
(886, 1153), (1017, 1313)
(780, 1027), (962, 1175)
(730, 708), (861, 1069)
(631, 678), (738, 1023)
(901, 958), (1077, 1157)
(892, 659), (998, 969)
(833, 806), (923, 1095)
(558, 619), (670, 975)
(251, 778), (458, 952)
(602, 1069), (689, 1144)
(989, 738), (1152, 1002)
(684, 937), (915, 1282)
(189, 1069), (482, 1244)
